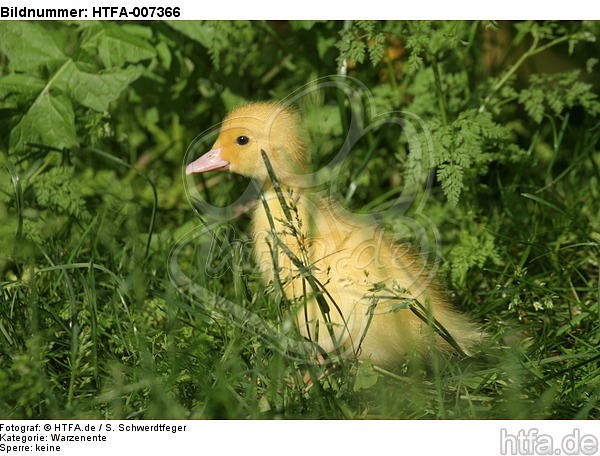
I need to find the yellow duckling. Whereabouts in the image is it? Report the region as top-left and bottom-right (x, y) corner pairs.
(186, 102), (482, 367)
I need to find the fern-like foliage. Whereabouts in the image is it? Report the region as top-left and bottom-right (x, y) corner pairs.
(426, 109), (512, 207)
(519, 70), (600, 123)
(167, 21), (264, 75)
(32, 166), (89, 221)
(447, 232), (500, 287)
(336, 21), (386, 68)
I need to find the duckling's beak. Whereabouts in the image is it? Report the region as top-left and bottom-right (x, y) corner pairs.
(186, 148), (230, 175)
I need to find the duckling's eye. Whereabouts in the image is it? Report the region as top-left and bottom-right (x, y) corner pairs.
(236, 135), (250, 146)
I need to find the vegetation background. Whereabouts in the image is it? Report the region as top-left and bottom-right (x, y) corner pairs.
(0, 20), (599, 419)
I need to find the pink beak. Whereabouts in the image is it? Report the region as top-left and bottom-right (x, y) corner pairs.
(186, 148), (230, 175)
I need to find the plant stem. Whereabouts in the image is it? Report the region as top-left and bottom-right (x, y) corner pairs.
(431, 54), (448, 127)
(386, 58), (397, 90)
(479, 32), (572, 113)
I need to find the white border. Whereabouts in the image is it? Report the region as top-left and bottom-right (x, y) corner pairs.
(1, 0), (598, 19)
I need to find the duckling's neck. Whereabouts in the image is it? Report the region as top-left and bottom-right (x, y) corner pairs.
(258, 182), (300, 213)
(257, 173), (310, 194)
(254, 176), (308, 224)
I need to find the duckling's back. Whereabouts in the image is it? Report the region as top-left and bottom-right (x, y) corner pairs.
(252, 187), (482, 368)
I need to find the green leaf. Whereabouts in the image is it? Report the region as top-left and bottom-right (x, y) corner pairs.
(0, 22), (65, 71)
(518, 70), (600, 124)
(521, 193), (569, 217)
(316, 35), (336, 60)
(0, 74), (46, 103)
(82, 23), (156, 68)
(155, 41), (172, 69)
(336, 21), (387, 68)
(32, 166), (89, 220)
(0, 23), (151, 153)
(519, 86), (547, 124)
(429, 109), (508, 206)
(59, 63), (145, 112)
(166, 21), (213, 47)
(448, 232), (499, 287)
(167, 21), (260, 74)
(437, 163), (464, 207)
(10, 92), (77, 152)
(353, 359), (379, 391)
(290, 21), (320, 31)
(367, 33), (385, 66)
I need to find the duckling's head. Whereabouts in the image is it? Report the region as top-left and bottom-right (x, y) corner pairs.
(186, 102), (307, 183)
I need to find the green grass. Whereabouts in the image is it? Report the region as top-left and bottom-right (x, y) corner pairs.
(0, 20), (599, 419)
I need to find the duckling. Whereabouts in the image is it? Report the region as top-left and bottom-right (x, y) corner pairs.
(186, 102), (482, 368)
